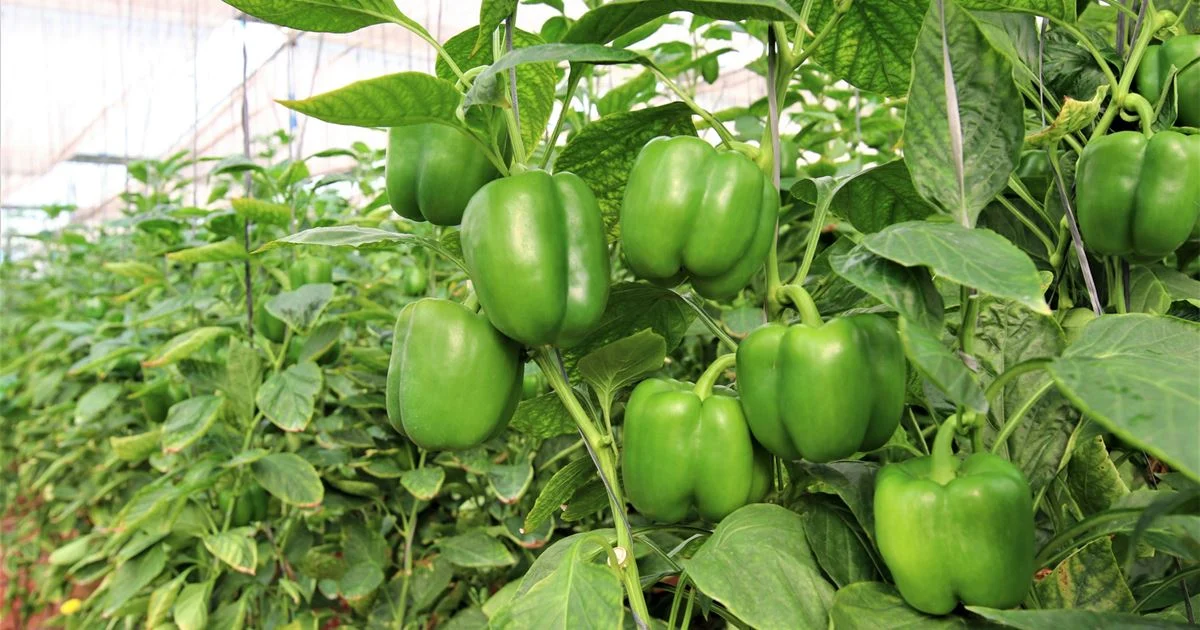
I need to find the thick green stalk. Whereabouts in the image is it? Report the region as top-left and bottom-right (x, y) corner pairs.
(533, 348), (651, 625)
(693, 354), (736, 399)
(777, 284), (823, 328)
(929, 415), (961, 485)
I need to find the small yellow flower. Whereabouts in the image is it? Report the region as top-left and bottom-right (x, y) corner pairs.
(60, 598), (82, 615)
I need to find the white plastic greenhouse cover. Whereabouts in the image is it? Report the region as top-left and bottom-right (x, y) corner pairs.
(0, 0), (768, 237)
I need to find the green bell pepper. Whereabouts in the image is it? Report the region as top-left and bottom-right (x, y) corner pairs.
(386, 298), (523, 451)
(622, 355), (771, 523)
(1075, 130), (1200, 258)
(386, 123), (501, 226)
(1136, 34), (1200, 128)
(289, 258), (332, 289)
(874, 416), (1034, 615)
(620, 136), (778, 300)
(736, 288), (906, 462)
(254, 302), (286, 344)
(461, 170), (610, 347)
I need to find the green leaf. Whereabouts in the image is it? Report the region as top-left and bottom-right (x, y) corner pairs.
(166, 238), (248, 263)
(231, 197), (291, 226)
(564, 0), (800, 44)
(809, 0), (927, 97)
(903, 0), (1024, 225)
(465, 44), (647, 109)
(440, 531), (516, 568)
(862, 221), (1050, 315)
(222, 337), (262, 425)
(829, 245), (943, 331)
(279, 72), (463, 128)
(561, 283), (695, 378)
(297, 322), (341, 364)
(1032, 537), (1136, 611)
(146, 573), (188, 628)
(473, 1), (518, 54)
(1067, 434), (1130, 515)
(254, 226), (465, 269)
(266, 284), (334, 334)
(682, 504), (835, 629)
(203, 529), (259, 575)
(173, 581), (211, 630)
(257, 361), (322, 432)
(1128, 266), (1174, 315)
(103, 260), (163, 281)
(252, 453), (324, 508)
(111, 429), (162, 463)
(970, 606), (1195, 629)
(74, 382), (122, 425)
(437, 27), (556, 158)
(830, 582), (968, 628)
(959, 0), (1073, 20)
(490, 534), (624, 630)
(524, 457), (597, 533)
(221, 0), (416, 34)
(555, 103), (697, 236)
(102, 544), (167, 617)
(401, 466), (446, 500)
(488, 462), (535, 505)
(143, 326), (231, 368)
(577, 329), (666, 418)
(509, 392), (577, 439)
(1048, 314), (1200, 482)
(828, 160), (937, 233)
(899, 317), (988, 413)
(973, 299), (1075, 496)
(162, 396), (224, 454)
(797, 496), (880, 588)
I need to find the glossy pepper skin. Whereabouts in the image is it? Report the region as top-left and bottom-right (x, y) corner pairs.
(254, 303), (286, 343)
(620, 136), (778, 300)
(386, 299), (522, 451)
(461, 170), (610, 347)
(875, 418), (1034, 615)
(219, 484), (269, 527)
(289, 258), (332, 289)
(386, 123), (501, 226)
(1136, 35), (1200, 128)
(622, 365), (771, 523)
(1075, 131), (1200, 258)
(736, 314), (906, 462)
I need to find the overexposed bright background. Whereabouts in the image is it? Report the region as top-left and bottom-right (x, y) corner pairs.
(0, 0), (770, 236)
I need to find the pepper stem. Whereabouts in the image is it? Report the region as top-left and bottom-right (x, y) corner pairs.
(929, 414), (961, 485)
(777, 284), (823, 328)
(693, 353), (737, 400)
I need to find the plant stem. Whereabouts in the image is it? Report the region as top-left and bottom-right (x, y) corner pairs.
(693, 354), (737, 399)
(681, 293), (738, 352)
(959, 287), (979, 355)
(984, 358), (1053, 404)
(777, 284), (823, 327)
(990, 380), (1055, 455)
(532, 347), (651, 625)
(395, 450), (426, 626)
(993, 195), (1056, 257)
(541, 69), (583, 169)
(651, 68), (736, 147)
(929, 415), (960, 485)
(1047, 145), (1103, 315)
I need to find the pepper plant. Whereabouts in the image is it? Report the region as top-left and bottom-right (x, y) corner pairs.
(2, 0), (1199, 628)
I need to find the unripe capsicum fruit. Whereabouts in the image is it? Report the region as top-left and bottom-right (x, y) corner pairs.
(874, 415), (1035, 615)
(1075, 130), (1200, 259)
(386, 123), (501, 226)
(736, 286), (906, 462)
(620, 136), (778, 300)
(461, 169), (610, 347)
(1135, 34), (1200, 128)
(386, 298), (523, 451)
(622, 354), (771, 523)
